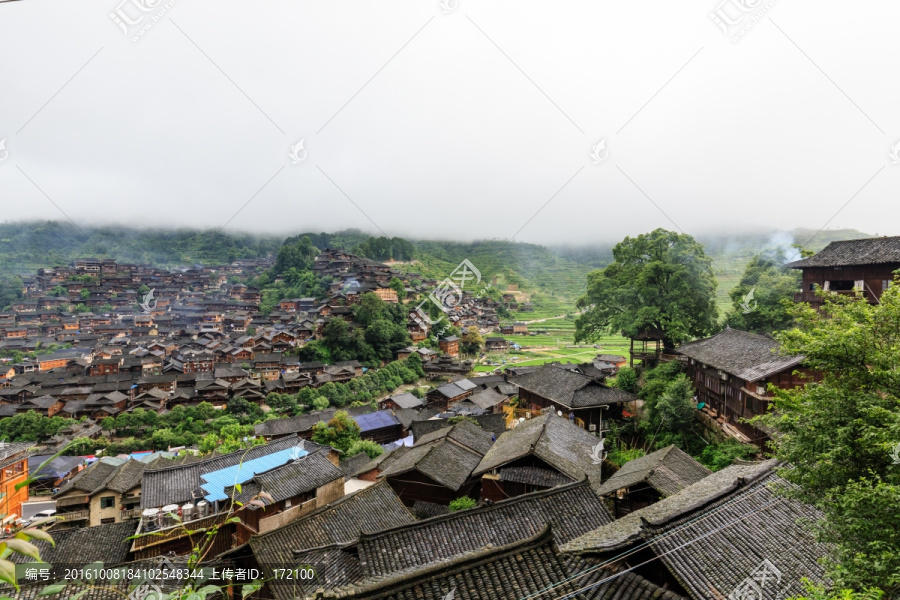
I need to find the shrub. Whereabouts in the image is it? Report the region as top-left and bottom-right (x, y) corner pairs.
(449, 496), (477, 512)
(346, 439), (384, 460)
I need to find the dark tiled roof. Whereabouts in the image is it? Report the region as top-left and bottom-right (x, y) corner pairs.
(474, 414), (604, 487)
(499, 465), (573, 487)
(380, 421), (493, 491)
(511, 364), (635, 408)
(254, 407), (373, 438)
(271, 544), (364, 600)
(595, 445), (711, 497)
(409, 413), (505, 440)
(54, 458), (121, 497)
(412, 500), (450, 519)
(141, 435), (303, 508)
(643, 472), (829, 599)
(249, 482), (413, 583)
(676, 327), (804, 381)
(14, 520), (137, 567)
(356, 479), (612, 579)
(315, 527), (685, 600)
(103, 458), (146, 493)
(563, 460), (781, 554)
(379, 439), (482, 491)
(787, 235), (900, 268)
(340, 452), (376, 479)
(468, 387), (508, 410)
(384, 392), (422, 409)
(233, 450), (343, 506)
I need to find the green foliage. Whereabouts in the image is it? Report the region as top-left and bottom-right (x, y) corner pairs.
(311, 411), (361, 453)
(725, 250), (801, 333)
(225, 397), (265, 425)
(199, 423), (259, 454)
(606, 447), (646, 468)
(319, 296), (411, 366)
(447, 415), (480, 428)
(613, 367), (639, 393)
(389, 277), (407, 300)
(459, 326), (484, 356)
(643, 374), (699, 452)
(296, 340), (330, 363)
(353, 236), (414, 261)
(574, 229), (718, 348)
(346, 439), (384, 460)
(449, 496), (477, 511)
(0, 275), (24, 310)
(0, 413), (73, 442)
(62, 436), (106, 456)
(754, 281), (900, 593)
(265, 392), (298, 414)
(788, 580), (885, 600)
(697, 438), (758, 471)
(272, 235), (318, 276)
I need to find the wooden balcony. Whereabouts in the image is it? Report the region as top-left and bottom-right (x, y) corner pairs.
(57, 509), (89, 522)
(794, 289), (872, 303)
(121, 508), (143, 520)
(131, 512), (228, 552)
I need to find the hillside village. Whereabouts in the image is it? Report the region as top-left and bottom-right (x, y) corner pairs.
(0, 233), (899, 599)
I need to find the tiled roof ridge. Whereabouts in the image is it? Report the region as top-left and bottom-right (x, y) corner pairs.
(637, 460), (781, 532)
(354, 478), (591, 542)
(246, 447), (329, 481)
(144, 434), (299, 473)
(313, 525), (556, 599)
(250, 481), (403, 542)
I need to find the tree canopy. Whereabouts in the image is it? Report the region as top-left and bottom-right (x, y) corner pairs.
(725, 249), (802, 333)
(756, 281), (900, 593)
(574, 229), (718, 348)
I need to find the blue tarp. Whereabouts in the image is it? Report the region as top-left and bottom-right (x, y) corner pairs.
(199, 447), (308, 502)
(353, 410), (401, 432)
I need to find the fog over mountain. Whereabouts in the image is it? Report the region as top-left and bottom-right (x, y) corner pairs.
(2, 0), (898, 244)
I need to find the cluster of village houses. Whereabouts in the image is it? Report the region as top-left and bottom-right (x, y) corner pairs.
(3, 235), (898, 599)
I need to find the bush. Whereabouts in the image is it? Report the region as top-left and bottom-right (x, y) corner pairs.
(606, 447), (646, 469)
(613, 367), (639, 393)
(346, 439), (384, 460)
(698, 438), (758, 471)
(449, 496), (477, 512)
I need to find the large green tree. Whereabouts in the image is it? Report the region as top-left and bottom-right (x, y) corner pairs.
(272, 235), (318, 276)
(756, 283), (900, 594)
(311, 411), (362, 453)
(574, 229), (718, 349)
(459, 326), (484, 356)
(725, 249), (802, 333)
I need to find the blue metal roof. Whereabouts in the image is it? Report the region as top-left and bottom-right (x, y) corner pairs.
(199, 446), (308, 502)
(354, 410), (401, 432)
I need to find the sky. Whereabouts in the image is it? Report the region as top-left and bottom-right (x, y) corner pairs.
(1, 0), (898, 245)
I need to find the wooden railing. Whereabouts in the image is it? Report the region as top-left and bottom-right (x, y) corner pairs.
(57, 509), (89, 522)
(121, 508), (143, 520)
(131, 512), (228, 551)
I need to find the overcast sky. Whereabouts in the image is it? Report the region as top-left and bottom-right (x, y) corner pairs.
(1, 0), (898, 245)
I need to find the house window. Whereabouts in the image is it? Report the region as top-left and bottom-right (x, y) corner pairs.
(101, 518), (116, 524)
(883, 280), (891, 291)
(100, 496), (115, 509)
(284, 499), (291, 508)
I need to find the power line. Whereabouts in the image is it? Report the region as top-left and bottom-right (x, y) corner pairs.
(515, 479), (781, 600)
